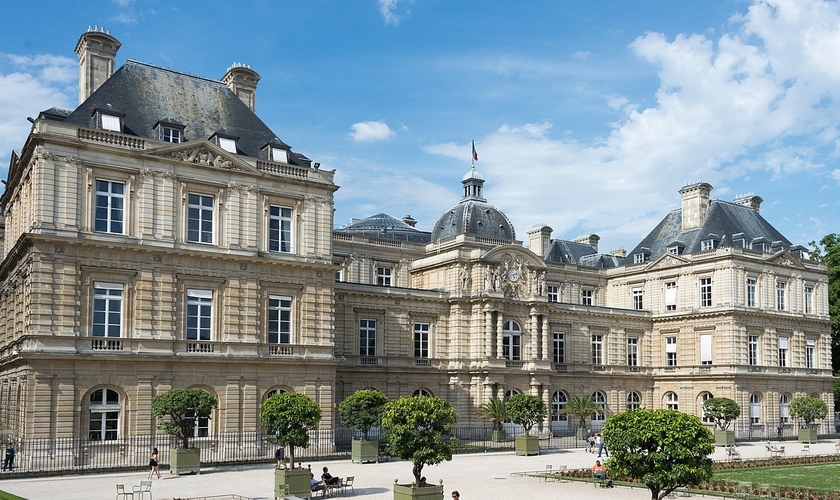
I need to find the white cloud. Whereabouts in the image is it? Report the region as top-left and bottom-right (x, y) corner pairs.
(349, 121), (396, 142)
(378, 0), (410, 26)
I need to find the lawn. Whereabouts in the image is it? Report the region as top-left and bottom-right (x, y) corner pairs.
(0, 491), (27, 500)
(714, 463), (840, 492)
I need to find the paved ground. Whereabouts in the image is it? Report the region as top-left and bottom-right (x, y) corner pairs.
(0, 439), (836, 500)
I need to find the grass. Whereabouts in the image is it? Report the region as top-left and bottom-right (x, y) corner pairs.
(0, 491), (27, 500)
(714, 462), (840, 492)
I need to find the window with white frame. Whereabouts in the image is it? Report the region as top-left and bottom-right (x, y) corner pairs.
(376, 267), (392, 286)
(626, 391), (641, 411)
(776, 281), (786, 311)
(267, 295), (292, 344)
(750, 394), (761, 424)
(502, 321), (522, 361)
(92, 283), (123, 338)
(553, 331), (565, 364)
(547, 286), (559, 303)
(413, 388), (433, 397)
(414, 322), (430, 358)
(665, 337), (677, 366)
(581, 289), (593, 306)
(268, 205), (293, 253)
(160, 126), (182, 143)
(88, 388), (120, 441)
(591, 391), (606, 421)
(779, 394), (790, 424)
(700, 277), (712, 307)
(632, 287), (643, 310)
(665, 392), (679, 411)
(700, 239), (714, 251)
(100, 113), (122, 132)
(804, 285), (813, 314)
(748, 335), (759, 365)
(627, 337), (638, 367)
(334, 261), (345, 282)
(186, 289), (213, 341)
(266, 388), (287, 399)
(551, 391), (568, 422)
(186, 408), (210, 438)
(699, 392), (714, 423)
(359, 319), (376, 356)
(270, 147), (288, 163)
(591, 334), (603, 365)
(187, 193), (214, 244)
(667, 246), (679, 255)
(665, 281), (677, 311)
(94, 179), (125, 234)
(806, 339), (815, 369)
(700, 334), (712, 365)
(218, 137), (237, 153)
(633, 252), (649, 264)
(746, 277), (756, 307)
(778, 336), (789, 367)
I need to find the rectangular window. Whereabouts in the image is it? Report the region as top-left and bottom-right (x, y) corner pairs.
(334, 261), (344, 282)
(503, 331), (521, 361)
(581, 289), (593, 306)
(632, 287), (643, 310)
(186, 289), (213, 341)
(414, 323), (430, 358)
(633, 253), (646, 264)
(746, 278), (756, 307)
(778, 336), (788, 367)
(700, 334), (712, 365)
(806, 339), (815, 369)
(665, 282), (677, 311)
(94, 180), (125, 234)
(161, 126), (182, 143)
(100, 113), (121, 132)
(92, 283), (123, 338)
(187, 193), (214, 244)
(804, 286), (813, 314)
(665, 337), (677, 366)
(700, 239), (714, 251)
(553, 332), (565, 364)
(186, 410), (210, 438)
(219, 137), (237, 153)
(547, 286), (559, 303)
(268, 205), (293, 253)
(748, 335), (759, 365)
(360, 319), (376, 356)
(376, 267), (392, 286)
(271, 147), (288, 163)
(591, 334), (603, 365)
(776, 281), (786, 311)
(627, 337), (638, 367)
(700, 277), (712, 307)
(667, 246), (679, 255)
(267, 295), (292, 344)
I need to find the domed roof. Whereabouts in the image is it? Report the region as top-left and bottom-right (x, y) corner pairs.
(431, 165), (516, 241)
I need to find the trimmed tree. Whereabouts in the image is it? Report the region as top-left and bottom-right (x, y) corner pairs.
(604, 408), (714, 500)
(505, 393), (547, 436)
(789, 396), (828, 428)
(559, 395), (603, 439)
(702, 397), (740, 431)
(477, 397), (508, 441)
(338, 389), (388, 440)
(151, 388), (218, 449)
(260, 392), (321, 468)
(380, 395), (456, 488)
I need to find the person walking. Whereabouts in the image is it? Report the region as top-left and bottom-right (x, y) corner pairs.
(596, 433), (609, 457)
(148, 447), (161, 479)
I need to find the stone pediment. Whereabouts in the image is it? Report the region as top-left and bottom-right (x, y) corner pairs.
(479, 247), (546, 300)
(766, 251), (804, 269)
(144, 141), (260, 174)
(645, 253), (688, 271)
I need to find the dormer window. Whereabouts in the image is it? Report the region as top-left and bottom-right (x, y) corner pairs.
(154, 121), (185, 144)
(93, 108), (125, 132)
(752, 237), (768, 253)
(270, 147), (288, 163)
(211, 133), (239, 154)
(633, 248), (650, 264)
(700, 239), (715, 251)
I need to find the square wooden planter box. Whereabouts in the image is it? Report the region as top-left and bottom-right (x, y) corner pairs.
(275, 467), (312, 499)
(351, 438), (379, 463)
(393, 482), (444, 500)
(515, 435), (540, 456)
(169, 448), (200, 475)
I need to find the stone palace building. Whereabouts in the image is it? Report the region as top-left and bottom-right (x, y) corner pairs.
(0, 29), (832, 468)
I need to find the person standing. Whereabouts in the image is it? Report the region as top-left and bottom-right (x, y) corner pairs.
(148, 447), (161, 479)
(596, 433), (609, 457)
(777, 424), (783, 441)
(2, 443), (14, 471)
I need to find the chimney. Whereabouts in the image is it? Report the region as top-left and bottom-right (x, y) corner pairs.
(733, 193), (763, 214)
(528, 225), (553, 258)
(678, 182), (712, 230)
(402, 215), (417, 227)
(75, 27), (121, 105)
(573, 233), (600, 252)
(610, 247), (627, 259)
(222, 63), (261, 112)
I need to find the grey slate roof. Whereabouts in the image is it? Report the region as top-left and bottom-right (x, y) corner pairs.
(431, 199), (516, 242)
(544, 240), (621, 268)
(54, 60), (309, 166)
(622, 199), (791, 265)
(336, 213), (432, 244)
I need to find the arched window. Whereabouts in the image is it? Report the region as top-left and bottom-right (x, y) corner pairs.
(502, 321), (522, 360)
(88, 388), (120, 441)
(265, 388), (288, 399)
(698, 392), (714, 423)
(551, 391), (568, 422)
(750, 393), (762, 424)
(664, 392), (679, 411)
(504, 389), (521, 400)
(591, 391), (606, 421)
(412, 388), (433, 397)
(779, 394), (790, 424)
(626, 391), (641, 411)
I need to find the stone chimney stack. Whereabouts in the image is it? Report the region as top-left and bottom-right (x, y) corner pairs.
(75, 27), (121, 105)
(528, 225), (553, 258)
(678, 182), (713, 230)
(222, 63), (261, 112)
(733, 193), (763, 214)
(573, 233), (600, 252)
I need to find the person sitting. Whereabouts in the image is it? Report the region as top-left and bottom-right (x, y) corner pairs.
(728, 444), (741, 460)
(321, 466), (340, 486)
(310, 473), (325, 493)
(765, 440), (774, 452)
(591, 460), (606, 480)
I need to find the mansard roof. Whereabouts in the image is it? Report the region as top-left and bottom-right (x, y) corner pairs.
(544, 239), (621, 268)
(336, 213), (432, 244)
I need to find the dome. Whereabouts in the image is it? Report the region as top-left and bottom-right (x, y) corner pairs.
(431, 199), (516, 241)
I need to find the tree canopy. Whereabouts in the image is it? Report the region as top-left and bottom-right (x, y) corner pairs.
(260, 392), (321, 468)
(477, 397), (507, 431)
(337, 388), (388, 440)
(603, 408), (714, 500)
(810, 233), (840, 372)
(505, 393), (547, 436)
(380, 395), (456, 487)
(559, 395), (603, 428)
(789, 396), (829, 427)
(701, 397), (740, 431)
(150, 388), (218, 449)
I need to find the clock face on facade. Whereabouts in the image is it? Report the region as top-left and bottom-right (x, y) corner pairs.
(507, 268), (519, 282)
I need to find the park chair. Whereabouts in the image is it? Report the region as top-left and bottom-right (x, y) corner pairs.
(116, 484), (132, 500)
(134, 480), (153, 500)
(801, 444), (810, 455)
(544, 464), (553, 481)
(341, 476), (355, 496)
(836, 443), (840, 454)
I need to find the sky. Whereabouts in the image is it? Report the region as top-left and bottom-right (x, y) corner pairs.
(1, 0), (839, 253)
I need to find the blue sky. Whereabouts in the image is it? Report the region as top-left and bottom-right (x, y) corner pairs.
(1, 0), (838, 253)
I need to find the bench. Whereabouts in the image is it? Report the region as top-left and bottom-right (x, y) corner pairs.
(771, 445), (785, 458)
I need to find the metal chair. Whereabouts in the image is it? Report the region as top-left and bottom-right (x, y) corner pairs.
(134, 480), (153, 500)
(801, 444), (810, 455)
(544, 464), (553, 482)
(116, 484), (133, 500)
(341, 476), (355, 496)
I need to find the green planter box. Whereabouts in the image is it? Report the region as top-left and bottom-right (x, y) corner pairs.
(393, 483), (444, 500)
(514, 435), (540, 456)
(169, 448), (200, 475)
(714, 430), (735, 446)
(798, 428), (818, 444)
(275, 467), (312, 499)
(351, 438), (379, 464)
(491, 429), (506, 442)
(575, 428), (588, 441)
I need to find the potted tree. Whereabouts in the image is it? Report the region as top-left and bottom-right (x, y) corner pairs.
(477, 397), (508, 442)
(505, 393), (547, 456)
(789, 395), (828, 444)
(261, 392), (322, 499)
(338, 388), (388, 464)
(702, 397), (740, 446)
(558, 395), (603, 442)
(381, 395), (456, 500)
(150, 388), (218, 475)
